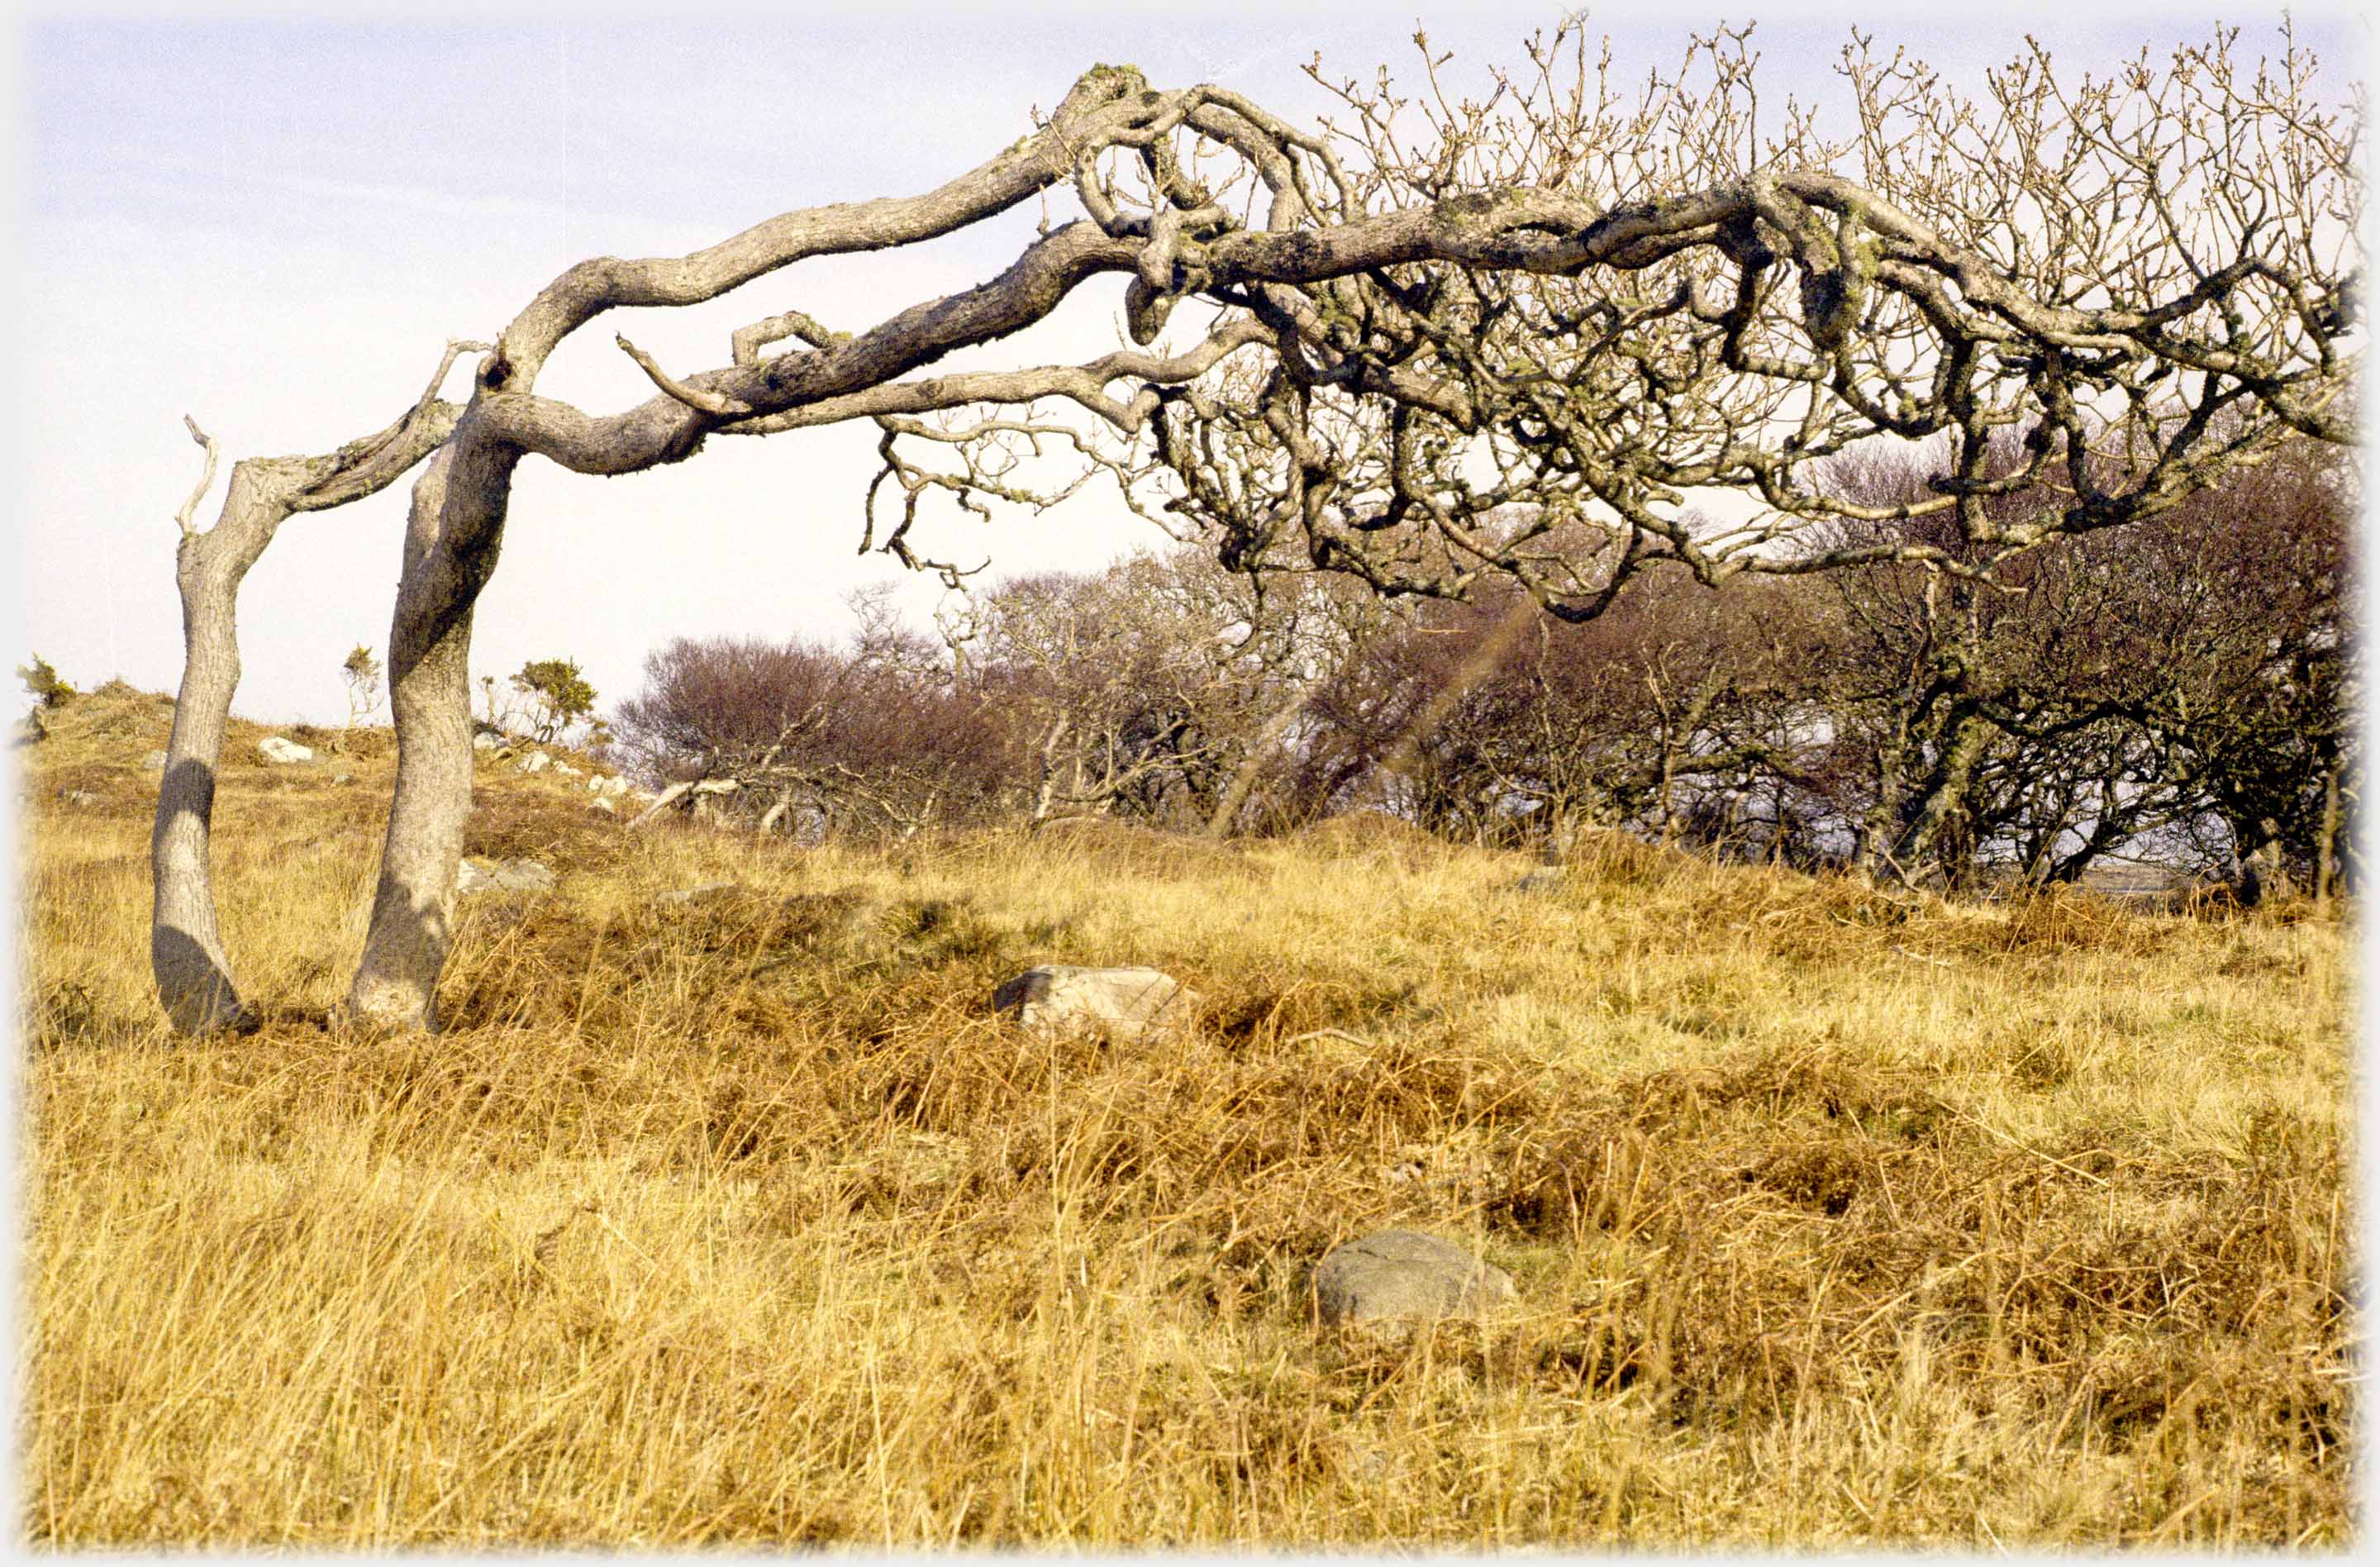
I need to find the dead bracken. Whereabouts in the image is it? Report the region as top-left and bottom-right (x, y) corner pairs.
(20, 680), (2354, 1547)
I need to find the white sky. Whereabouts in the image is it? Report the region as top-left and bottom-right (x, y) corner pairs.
(10, 1), (2366, 726)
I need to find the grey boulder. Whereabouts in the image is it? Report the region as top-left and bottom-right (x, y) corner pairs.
(992, 964), (1198, 1041)
(1311, 1229), (1516, 1326)
(258, 736), (314, 764)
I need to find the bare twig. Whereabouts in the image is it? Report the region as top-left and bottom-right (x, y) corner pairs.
(174, 417), (219, 540)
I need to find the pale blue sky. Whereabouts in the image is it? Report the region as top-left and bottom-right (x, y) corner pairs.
(13, 2), (2365, 726)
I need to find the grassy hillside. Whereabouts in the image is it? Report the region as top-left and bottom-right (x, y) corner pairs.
(17, 683), (2355, 1546)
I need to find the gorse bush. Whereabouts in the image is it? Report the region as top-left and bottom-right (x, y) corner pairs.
(512, 657), (598, 744)
(19, 650), (76, 711)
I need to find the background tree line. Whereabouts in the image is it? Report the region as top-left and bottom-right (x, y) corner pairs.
(606, 440), (2355, 900)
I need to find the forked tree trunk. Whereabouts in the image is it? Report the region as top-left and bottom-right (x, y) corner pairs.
(150, 353), (472, 1036)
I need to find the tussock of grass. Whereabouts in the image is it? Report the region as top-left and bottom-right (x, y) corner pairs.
(17, 684), (2357, 1546)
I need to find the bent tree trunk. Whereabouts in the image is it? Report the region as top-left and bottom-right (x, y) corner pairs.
(347, 429), (519, 1028)
(149, 347), (476, 1035)
(154, 429), (255, 1035)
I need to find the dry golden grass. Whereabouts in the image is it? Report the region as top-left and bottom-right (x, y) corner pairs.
(17, 684), (2356, 1546)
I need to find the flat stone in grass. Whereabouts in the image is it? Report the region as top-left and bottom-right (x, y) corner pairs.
(993, 964), (1198, 1041)
(458, 857), (557, 896)
(1311, 1228), (1516, 1326)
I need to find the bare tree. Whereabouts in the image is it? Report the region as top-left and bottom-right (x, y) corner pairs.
(1799, 431), (2354, 891)
(956, 547), (1352, 831)
(155, 22), (2359, 1031)
(612, 629), (1021, 840)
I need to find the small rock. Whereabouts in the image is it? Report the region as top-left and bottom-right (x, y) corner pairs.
(992, 965), (1199, 1041)
(590, 796), (616, 813)
(1506, 868), (1567, 894)
(472, 732), (502, 752)
(1311, 1229), (1516, 1326)
(554, 762), (582, 778)
(142, 749), (169, 771)
(258, 736), (314, 764)
(58, 788), (102, 807)
(457, 857), (556, 896)
(517, 750), (552, 774)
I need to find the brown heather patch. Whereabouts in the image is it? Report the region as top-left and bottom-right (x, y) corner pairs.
(16, 683), (2357, 1548)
